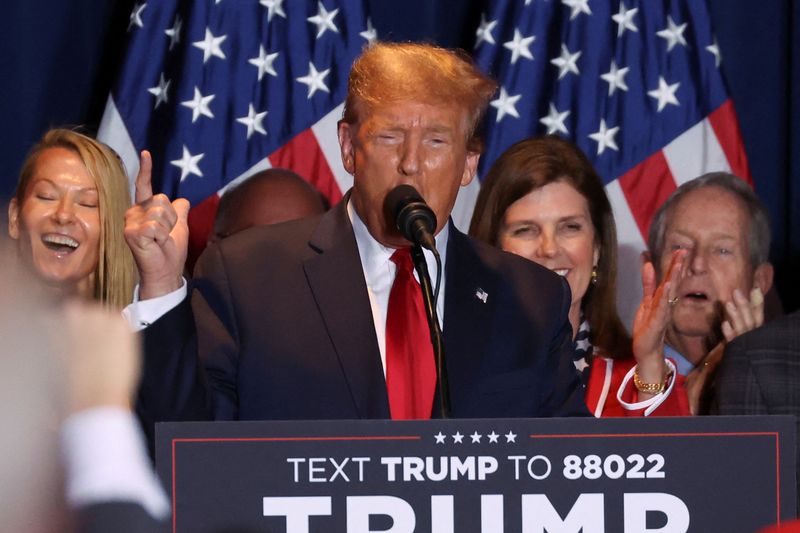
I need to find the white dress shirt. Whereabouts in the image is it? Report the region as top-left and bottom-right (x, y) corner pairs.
(347, 200), (448, 375)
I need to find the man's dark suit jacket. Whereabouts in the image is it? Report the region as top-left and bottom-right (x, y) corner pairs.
(714, 310), (800, 509)
(715, 310), (800, 415)
(137, 199), (588, 430)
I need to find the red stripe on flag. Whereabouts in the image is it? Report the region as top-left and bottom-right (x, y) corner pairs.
(618, 150), (677, 241)
(187, 193), (220, 273)
(269, 129), (343, 205)
(708, 99), (752, 184)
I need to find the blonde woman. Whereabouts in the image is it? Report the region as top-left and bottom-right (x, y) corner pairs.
(7, 128), (136, 309)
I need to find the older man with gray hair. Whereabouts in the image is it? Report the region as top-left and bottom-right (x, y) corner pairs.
(644, 172), (773, 414)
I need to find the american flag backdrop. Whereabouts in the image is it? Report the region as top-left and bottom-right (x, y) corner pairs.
(99, 0), (750, 325)
(98, 0), (374, 262)
(471, 0), (751, 325)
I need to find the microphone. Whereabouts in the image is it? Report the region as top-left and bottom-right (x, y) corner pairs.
(385, 184), (437, 251)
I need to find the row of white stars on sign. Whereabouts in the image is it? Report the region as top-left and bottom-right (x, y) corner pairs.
(433, 431), (518, 444)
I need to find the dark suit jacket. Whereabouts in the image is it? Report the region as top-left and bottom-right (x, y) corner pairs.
(714, 310), (800, 415)
(137, 200), (588, 431)
(713, 310), (800, 509)
(76, 502), (167, 533)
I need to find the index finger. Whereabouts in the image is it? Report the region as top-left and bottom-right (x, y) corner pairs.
(135, 150), (154, 204)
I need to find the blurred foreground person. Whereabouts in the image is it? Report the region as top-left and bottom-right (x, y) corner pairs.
(647, 172), (773, 413)
(0, 241), (168, 532)
(7, 128), (137, 309)
(208, 168), (327, 244)
(714, 311), (800, 510)
(471, 136), (689, 416)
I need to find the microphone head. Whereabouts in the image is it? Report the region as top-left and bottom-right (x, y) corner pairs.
(384, 185), (437, 244)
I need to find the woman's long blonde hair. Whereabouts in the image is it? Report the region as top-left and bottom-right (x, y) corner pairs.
(15, 129), (136, 309)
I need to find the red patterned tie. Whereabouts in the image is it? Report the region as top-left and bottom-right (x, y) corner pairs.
(385, 248), (437, 420)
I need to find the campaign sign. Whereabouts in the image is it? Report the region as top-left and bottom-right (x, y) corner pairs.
(156, 416), (795, 533)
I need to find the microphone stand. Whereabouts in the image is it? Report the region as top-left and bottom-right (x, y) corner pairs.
(410, 244), (451, 419)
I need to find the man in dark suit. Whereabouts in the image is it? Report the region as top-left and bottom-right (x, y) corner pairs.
(714, 311), (800, 415)
(125, 42), (588, 428)
(713, 311), (800, 510)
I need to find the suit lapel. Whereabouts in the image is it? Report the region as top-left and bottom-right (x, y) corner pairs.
(303, 200), (390, 418)
(442, 226), (497, 412)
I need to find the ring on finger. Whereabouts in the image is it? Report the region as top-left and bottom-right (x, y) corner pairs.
(668, 296), (680, 307)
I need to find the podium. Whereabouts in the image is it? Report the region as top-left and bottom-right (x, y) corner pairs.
(156, 416), (795, 532)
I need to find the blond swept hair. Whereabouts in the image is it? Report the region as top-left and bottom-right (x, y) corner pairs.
(15, 129), (136, 309)
(342, 42), (498, 152)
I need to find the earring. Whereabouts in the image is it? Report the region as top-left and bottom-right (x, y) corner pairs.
(591, 266), (598, 285)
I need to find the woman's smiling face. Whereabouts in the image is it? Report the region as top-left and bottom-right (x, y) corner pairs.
(8, 147), (101, 294)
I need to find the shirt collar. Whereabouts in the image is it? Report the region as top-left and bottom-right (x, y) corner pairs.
(664, 344), (695, 376)
(347, 198), (449, 290)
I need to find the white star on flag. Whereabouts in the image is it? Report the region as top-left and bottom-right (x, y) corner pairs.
(181, 87), (215, 123)
(589, 119), (620, 155)
(164, 15), (182, 50)
(147, 73), (170, 109)
(359, 18), (377, 43)
(600, 60), (629, 96)
(249, 45), (279, 81)
(706, 38), (722, 67)
(540, 103), (570, 135)
(648, 76), (680, 112)
(487, 431), (500, 443)
(490, 87), (521, 122)
(576, 338), (591, 352)
(503, 29), (535, 65)
(128, 3), (146, 31)
(296, 62), (330, 98)
(452, 432), (464, 444)
(470, 432), (483, 443)
(551, 44), (581, 80)
(260, 0), (286, 22)
(657, 16), (688, 52)
(236, 104), (268, 139)
(476, 14), (498, 47)
(612, 4), (638, 37)
(171, 145), (204, 182)
(434, 432), (446, 444)
(307, 1), (339, 39)
(562, 0), (591, 20)
(505, 431), (517, 443)
(193, 28), (227, 63)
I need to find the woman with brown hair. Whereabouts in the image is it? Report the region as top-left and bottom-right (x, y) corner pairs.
(471, 135), (689, 416)
(8, 128), (136, 309)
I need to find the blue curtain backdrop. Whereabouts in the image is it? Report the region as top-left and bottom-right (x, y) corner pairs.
(1, 0), (797, 312)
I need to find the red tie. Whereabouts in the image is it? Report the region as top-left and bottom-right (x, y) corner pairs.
(385, 248), (437, 420)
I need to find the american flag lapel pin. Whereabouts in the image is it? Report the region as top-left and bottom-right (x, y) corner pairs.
(475, 287), (488, 303)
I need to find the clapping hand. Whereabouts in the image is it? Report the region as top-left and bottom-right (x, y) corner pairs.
(685, 287), (764, 414)
(631, 249), (687, 397)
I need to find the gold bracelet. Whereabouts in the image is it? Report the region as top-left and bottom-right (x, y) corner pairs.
(633, 367), (670, 394)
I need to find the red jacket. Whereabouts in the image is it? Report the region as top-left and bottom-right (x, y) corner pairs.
(585, 356), (690, 417)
